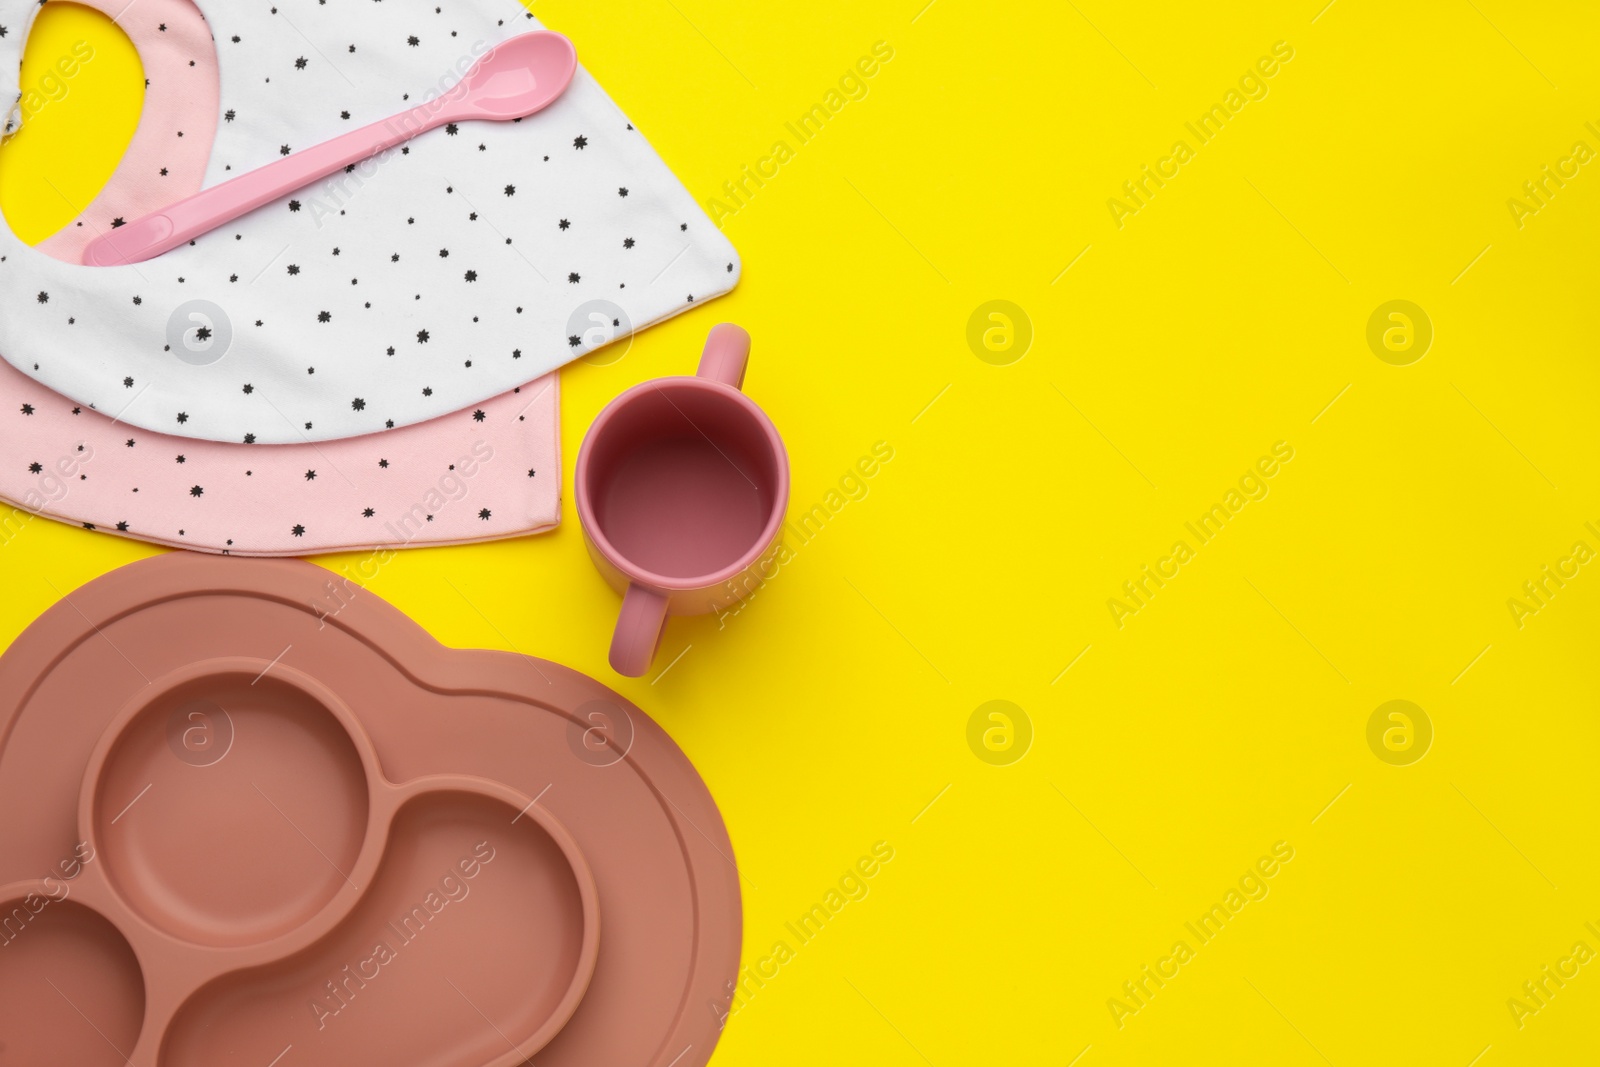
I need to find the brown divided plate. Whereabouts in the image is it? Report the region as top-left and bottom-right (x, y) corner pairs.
(0, 554), (741, 1067)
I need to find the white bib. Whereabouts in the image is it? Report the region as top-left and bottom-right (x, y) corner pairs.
(0, 0), (737, 444)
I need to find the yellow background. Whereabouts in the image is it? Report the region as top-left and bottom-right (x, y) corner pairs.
(3, 1), (1600, 1063)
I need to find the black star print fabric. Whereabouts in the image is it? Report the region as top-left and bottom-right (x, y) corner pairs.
(0, 365), (561, 555)
(0, 0), (739, 444)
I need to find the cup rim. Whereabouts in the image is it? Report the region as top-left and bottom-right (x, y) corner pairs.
(575, 375), (789, 592)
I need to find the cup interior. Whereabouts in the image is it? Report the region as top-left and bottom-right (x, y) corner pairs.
(584, 381), (783, 583)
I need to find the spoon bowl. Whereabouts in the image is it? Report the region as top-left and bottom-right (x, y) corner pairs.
(456, 31), (578, 119)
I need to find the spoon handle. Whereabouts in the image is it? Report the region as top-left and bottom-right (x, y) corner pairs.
(83, 101), (458, 267)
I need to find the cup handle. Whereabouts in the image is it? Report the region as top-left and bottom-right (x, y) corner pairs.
(697, 323), (751, 390)
(610, 584), (669, 677)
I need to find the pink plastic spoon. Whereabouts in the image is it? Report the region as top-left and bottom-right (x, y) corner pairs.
(83, 31), (577, 267)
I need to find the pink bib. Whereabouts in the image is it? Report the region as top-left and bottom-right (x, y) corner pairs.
(3, 0), (559, 555)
